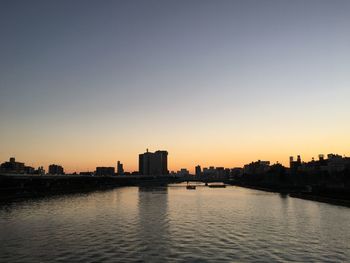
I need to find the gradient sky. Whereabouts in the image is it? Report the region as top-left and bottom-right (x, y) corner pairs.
(1, 0), (350, 173)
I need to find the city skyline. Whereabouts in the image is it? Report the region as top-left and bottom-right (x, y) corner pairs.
(1, 1), (350, 173)
(1, 150), (349, 175)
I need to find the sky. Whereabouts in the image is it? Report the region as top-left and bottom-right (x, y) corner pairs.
(1, 0), (350, 173)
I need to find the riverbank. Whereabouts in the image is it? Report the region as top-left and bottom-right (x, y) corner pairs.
(233, 182), (350, 207)
(2, 174), (350, 208)
(289, 192), (350, 207)
(0, 174), (178, 201)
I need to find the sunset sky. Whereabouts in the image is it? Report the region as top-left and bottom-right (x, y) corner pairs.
(1, 0), (349, 173)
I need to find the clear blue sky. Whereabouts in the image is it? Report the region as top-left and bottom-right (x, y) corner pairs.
(1, 0), (349, 172)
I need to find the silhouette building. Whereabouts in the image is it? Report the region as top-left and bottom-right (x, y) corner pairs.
(95, 167), (115, 176)
(48, 164), (64, 175)
(290, 155), (302, 174)
(139, 149), (168, 175)
(117, 161), (124, 175)
(0, 157), (35, 174)
(195, 165), (202, 176)
(243, 160), (270, 175)
(177, 168), (189, 176)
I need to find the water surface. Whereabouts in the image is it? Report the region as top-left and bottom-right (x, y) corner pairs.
(0, 185), (349, 262)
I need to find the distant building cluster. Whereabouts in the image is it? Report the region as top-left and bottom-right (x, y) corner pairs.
(193, 165), (235, 179)
(0, 157), (44, 175)
(189, 153), (350, 189)
(80, 160), (125, 177)
(290, 154), (350, 175)
(1, 151), (350, 190)
(233, 154), (350, 188)
(0, 149), (168, 177)
(173, 168), (190, 176)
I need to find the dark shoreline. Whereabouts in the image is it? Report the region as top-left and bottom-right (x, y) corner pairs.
(289, 192), (350, 207)
(234, 183), (350, 208)
(0, 174), (176, 202)
(1, 174), (350, 208)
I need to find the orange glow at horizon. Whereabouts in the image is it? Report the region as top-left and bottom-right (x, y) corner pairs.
(1, 130), (349, 174)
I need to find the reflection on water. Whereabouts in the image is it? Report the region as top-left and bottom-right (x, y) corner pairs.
(138, 187), (170, 261)
(0, 186), (350, 262)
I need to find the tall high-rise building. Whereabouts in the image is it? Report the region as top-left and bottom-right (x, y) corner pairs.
(139, 149), (152, 175)
(117, 161), (124, 175)
(138, 149), (168, 175)
(153, 150), (168, 175)
(195, 165), (202, 176)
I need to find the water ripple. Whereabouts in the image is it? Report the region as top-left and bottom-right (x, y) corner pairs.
(0, 186), (350, 262)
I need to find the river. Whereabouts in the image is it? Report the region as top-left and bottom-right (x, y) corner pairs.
(0, 185), (349, 262)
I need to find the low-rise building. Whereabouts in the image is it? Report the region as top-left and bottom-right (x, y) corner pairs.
(243, 160), (270, 175)
(48, 164), (65, 175)
(0, 157), (35, 174)
(95, 167), (115, 176)
(177, 168), (190, 176)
